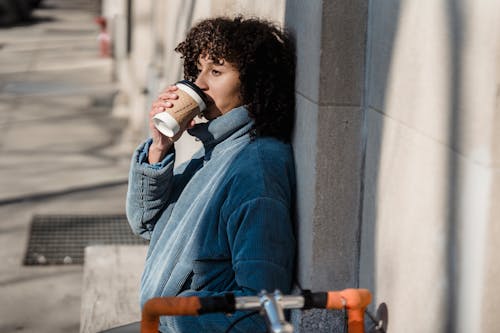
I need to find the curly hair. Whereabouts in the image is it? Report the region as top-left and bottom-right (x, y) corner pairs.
(175, 16), (296, 142)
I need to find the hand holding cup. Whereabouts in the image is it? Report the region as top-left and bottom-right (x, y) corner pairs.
(149, 85), (178, 147)
(152, 80), (207, 138)
(148, 81), (207, 163)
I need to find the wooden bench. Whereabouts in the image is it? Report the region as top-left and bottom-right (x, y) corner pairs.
(80, 245), (148, 333)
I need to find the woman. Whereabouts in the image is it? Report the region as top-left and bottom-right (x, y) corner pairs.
(127, 16), (296, 332)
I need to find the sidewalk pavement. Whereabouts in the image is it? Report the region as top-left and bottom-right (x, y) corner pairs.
(0, 2), (139, 332)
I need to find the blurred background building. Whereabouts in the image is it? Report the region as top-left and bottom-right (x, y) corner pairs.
(100, 0), (500, 332)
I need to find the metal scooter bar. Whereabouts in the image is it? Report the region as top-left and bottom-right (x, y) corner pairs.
(141, 288), (372, 333)
(235, 294), (305, 310)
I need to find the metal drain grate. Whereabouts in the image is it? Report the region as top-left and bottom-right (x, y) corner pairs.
(24, 214), (148, 265)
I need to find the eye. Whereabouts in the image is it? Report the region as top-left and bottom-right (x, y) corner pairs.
(211, 69), (221, 76)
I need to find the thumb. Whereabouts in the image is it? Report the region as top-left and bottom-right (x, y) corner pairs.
(187, 119), (197, 129)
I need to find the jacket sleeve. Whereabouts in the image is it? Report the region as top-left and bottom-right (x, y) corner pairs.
(165, 197), (295, 333)
(125, 139), (176, 240)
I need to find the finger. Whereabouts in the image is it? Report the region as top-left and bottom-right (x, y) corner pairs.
(152, 105), (165, 113)
(153, 99), (173, 107)
(158, 85), (178, 96)
(151, 101), (173, 114)
(187, 119), (196, 129)
(149, 107), (165, 118)
(151, 102), (161, 110)
(158, 93), (179, 101)
(151, 102), (164, 111)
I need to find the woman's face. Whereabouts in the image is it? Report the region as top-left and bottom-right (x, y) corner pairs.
(194, 54), (243, 120)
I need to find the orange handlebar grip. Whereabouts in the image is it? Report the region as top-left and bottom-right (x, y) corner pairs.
(326, 291), (345, 309)
(326, 289), (372, 333)
(141, 296), (202, 333)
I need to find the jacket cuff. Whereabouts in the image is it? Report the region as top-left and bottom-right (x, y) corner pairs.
(135, 138), (175, 172)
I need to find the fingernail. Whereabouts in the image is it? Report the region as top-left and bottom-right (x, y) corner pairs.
(159, 107), (164, 111)
(165, 102), (172, 107)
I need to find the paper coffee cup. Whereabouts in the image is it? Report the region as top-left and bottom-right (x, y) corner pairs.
(152, 80), (207, 137)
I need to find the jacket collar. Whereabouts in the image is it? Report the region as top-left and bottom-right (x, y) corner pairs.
(187, 105), (254, 150)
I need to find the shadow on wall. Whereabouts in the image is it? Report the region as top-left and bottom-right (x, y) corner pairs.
(360, 0), (465, 328)
(358, 0), (401, 306)
(445, 0), (462, 331)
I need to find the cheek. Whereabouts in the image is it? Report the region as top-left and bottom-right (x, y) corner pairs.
(225, 77), (242, 103)
(214, 80), (241, 108)
(220, 89), (241, 111)
(228, 85), (242, 103)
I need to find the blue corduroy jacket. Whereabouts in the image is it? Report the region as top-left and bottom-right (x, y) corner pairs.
(126, 106), (296, 332)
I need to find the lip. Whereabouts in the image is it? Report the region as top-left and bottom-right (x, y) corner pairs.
(204, 95), (215, 105)
(202, 96), (214, 109)
(199, 97), (214, 118)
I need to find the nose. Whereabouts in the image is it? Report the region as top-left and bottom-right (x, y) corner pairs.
(194, 71), (208, 90)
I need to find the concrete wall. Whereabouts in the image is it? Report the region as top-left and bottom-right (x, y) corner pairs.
(286, 0), (368, 289)
(286, 0), (500, 331)
(360, 0), (500, 332)
(285, 1), (367, 331)
(483, 36), (500, 332)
